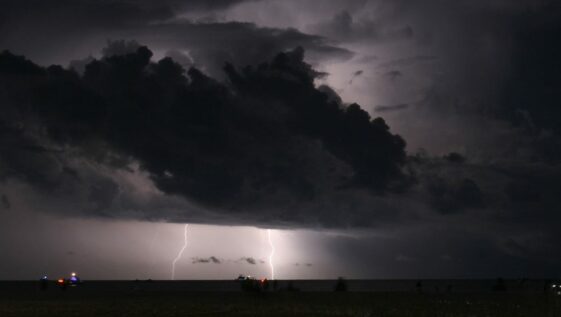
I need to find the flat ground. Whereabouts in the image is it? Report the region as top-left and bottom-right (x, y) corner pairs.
(0, 283), (560, 317)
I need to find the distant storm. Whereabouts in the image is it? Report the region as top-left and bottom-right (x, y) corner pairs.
(1, 0), (561, 280)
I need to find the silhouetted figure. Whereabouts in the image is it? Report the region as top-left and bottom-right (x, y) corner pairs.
(416, 281), (423, 293)
(334, 277), (347, 292)
(39, 276), (49, 291)
(493, 278), (507, 292)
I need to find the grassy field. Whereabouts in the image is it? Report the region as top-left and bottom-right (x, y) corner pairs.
(1, 287), (560, 317)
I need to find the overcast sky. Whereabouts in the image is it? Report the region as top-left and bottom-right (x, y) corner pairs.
(1, 0), (561, 280)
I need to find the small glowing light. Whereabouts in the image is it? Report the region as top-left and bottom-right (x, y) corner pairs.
(71, 272), (76, 277)
(553, 284), (557, 288)
(57, 279), (64, 283)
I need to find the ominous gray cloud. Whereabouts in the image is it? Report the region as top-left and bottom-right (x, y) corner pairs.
(2, 27), (561, 234)
(134, 20), (354, 77)
(0, 0), (256, 65)
(0, 46), (409, 228)
(1, 0), (255, 26)
(240, 257), (257, 265)
(0, 0), (352, 71)
(192, 256), (221, 264)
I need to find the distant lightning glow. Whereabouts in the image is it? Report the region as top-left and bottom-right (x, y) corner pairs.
(171, 224), (189, 280)
(267, 229), (275, 280)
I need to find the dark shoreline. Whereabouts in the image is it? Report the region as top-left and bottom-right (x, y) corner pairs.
(0, 279), (555, 293)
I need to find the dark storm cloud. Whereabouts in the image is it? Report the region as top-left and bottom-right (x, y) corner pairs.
(101, 40), (143, 58)
(1, 0), (254, 26)
(2, 43), (559, 234)
(1, 0), (237, 62)
(70, 39), (149, 75)
(0, 46), (407, 228)
(0, 0), (172, 29)
(425, 177), (484, 214)
(396, 1), (561, 183)
(496, 5), (561, 161)
(0, 0), (352, 70)
(240, 257), (257, 265)
(133, 20), (354, 77)
(192, 256), (221, 264)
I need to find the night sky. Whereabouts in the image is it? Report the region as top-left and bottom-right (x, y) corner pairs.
(1, 0), (561, 280)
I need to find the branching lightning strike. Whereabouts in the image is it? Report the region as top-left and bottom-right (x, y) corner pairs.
(171, 224), (189, 280)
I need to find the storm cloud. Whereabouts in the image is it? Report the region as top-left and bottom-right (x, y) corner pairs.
(0, 46), (407, 228)
(192, 256), (221, 264)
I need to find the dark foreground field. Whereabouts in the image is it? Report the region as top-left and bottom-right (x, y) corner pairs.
(1, 281), (560, 317)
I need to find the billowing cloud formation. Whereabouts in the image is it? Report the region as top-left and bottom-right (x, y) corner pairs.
(0, 46), (407, 227)
(0, 0), (353, 71)
(134, 21), (354, 77)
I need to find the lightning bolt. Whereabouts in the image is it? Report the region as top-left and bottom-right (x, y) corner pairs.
(267, 229), (275, 280)
(171, 224), (189, 280)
